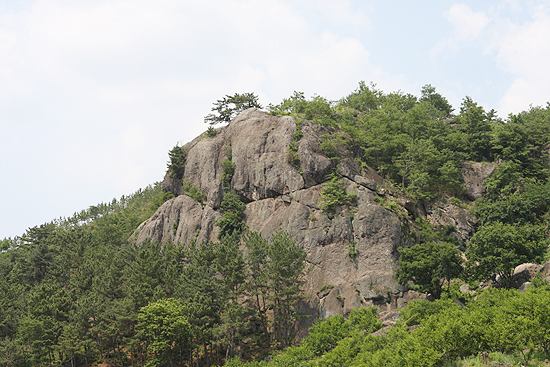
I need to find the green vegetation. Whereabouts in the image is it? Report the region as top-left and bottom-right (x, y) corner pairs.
(168, 144), (187, 179)
(205, 92), (262, 126)
(0, 183), (307, 366)
(286, 120), (303, 172)
(222, 158), (236, 191)
(319, 173), (357, 214)
(466, 222), (548, 288)
(181, 179), (207, 203)
(319, 132), (349, 160)
(226, 286), (550, 366)
(206, 125), (218, 138)
(217, 191), (247, 238)
(396, 241), (464, 299)
(346, 240), (358, 259)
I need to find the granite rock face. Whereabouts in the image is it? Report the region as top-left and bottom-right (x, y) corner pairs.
(461, 161), (497, 201)
(134, 109), (477, 331)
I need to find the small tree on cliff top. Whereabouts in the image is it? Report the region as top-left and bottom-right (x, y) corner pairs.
(204, 92), (262, 126)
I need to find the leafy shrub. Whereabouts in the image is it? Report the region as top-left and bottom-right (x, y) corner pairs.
(319, 132), (349, 158)
(319, 174), (357, 214)
(181, 179), (206, 204)
(399, 298), (459, 326)
(268, 91), (337, 127)
(286, 121), (304, 173)
(466, 221), (548, 287)
(301, 314), (351, 356)
(217, 192), (246, 238)
(286, 142), (300, 170)
(347, 241), (358, 259)
(395, 241), (463, 299)
(206, 126), (217, 138)
(293, 120), (303, 141)
(222, 158), (236, 190)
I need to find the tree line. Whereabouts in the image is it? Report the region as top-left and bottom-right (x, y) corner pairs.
(0, 184), (307, 367)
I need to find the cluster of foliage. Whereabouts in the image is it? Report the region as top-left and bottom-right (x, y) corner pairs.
(286, 120), (303, 172)
(205, 93), (262, 126)
(181, 179), (207, 204)
(217, 191), (247, 238)
(227, 284), (550, 366)
(269, 83), (550, 202)
(0, 181), (307, 366)
(222, 158), (236, 191)
(319, 173), (357, 215)
(395, 241), (463, 299)
(319, 132), (350, 160)
(168, 145), (187, 180)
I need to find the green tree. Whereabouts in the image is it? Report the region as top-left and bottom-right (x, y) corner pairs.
(213, 234), (248, 359)
(419, 84), (454, 117)
(455, 96), (491, 160)
(319, 174), (357, 214)
(243, 231), (270, 346)
(167, 144), (187, 180)
(466, 222), (547, 288)
(265, 230), (307, 346)
(338, 81), (384, 114)
(137, 298), (191, 367)
(205, 92), (262, 125)
(395, 241), (463, 299)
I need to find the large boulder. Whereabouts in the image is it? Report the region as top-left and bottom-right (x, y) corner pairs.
(461, 161), (497, 201)
(512, 263), (543, 286)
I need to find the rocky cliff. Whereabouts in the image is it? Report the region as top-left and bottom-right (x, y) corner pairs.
(133, 108), (480, 332)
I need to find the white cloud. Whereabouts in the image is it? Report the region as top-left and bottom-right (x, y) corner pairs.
(431, 1), (550, 115)
(432, 4), (490, 57)
(445, 3), (490, 40)
(493, 3), (550, 114)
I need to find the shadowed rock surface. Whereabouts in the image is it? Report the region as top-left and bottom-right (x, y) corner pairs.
(461, 161), (497, 200)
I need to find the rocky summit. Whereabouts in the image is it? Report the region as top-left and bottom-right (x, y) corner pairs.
(132, 108), (479, 333)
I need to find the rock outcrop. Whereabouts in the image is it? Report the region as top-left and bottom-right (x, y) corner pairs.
(135, 108), (479, 332)
(461, 161), (497, 201)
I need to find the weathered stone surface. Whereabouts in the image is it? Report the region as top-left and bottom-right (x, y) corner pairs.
(244, 178), (406, 324)
(512, 263), (543, 287)
(161, 172), (182, 197)
(519, 282), (533, 292)
(540, 259), (550, 280)
(133, 195), (220, 246)
(424, 199), (478, 244)
(354, 175), (377, 191)
(461, 161), (497, 201)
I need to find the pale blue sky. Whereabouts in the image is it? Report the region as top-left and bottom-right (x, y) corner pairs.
(1, 0), (549, 238)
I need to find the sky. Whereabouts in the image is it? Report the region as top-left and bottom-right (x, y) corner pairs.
(1, 0), (550, 239)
